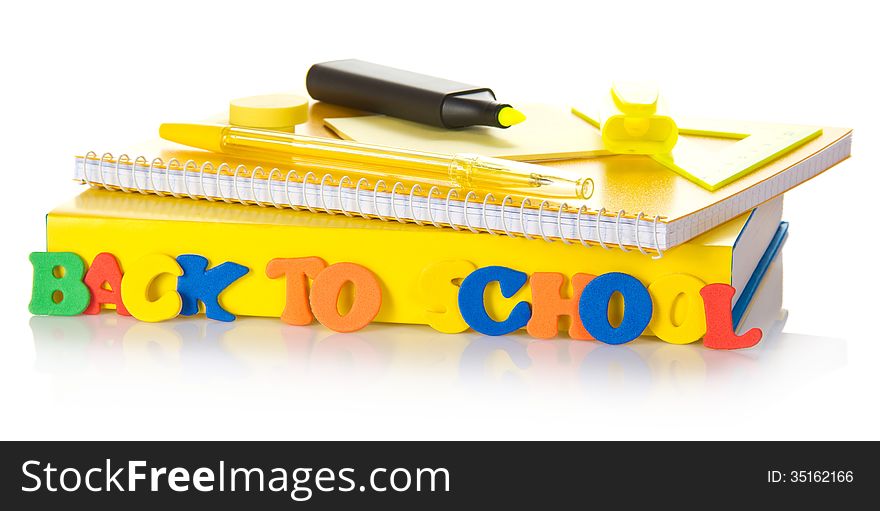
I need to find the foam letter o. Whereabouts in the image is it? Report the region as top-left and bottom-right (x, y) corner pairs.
(309, 262), (382, 333)
(579, 272), (652, 345)
(647, 273), (707, 344)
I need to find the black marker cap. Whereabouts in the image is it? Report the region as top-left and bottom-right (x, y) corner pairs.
(306, 59), (524, 129)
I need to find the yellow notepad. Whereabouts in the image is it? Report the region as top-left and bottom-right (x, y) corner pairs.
(323, 104), (607, 161)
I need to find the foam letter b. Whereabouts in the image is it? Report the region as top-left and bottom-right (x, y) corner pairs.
(28, 252), (90, 316)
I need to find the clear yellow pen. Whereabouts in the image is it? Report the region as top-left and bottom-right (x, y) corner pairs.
(159, 123), (594, 199)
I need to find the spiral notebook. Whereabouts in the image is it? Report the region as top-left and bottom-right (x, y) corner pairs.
(73, 125), (850, 257)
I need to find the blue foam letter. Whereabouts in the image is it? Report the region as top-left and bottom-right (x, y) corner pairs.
(176, 254), (249, 322)
(579, 272), (652, 345)
(458, 266), (532, 336)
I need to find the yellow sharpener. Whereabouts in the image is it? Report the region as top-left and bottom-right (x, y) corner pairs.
(600, 82), (678, 155)
(229, 94), (309, 132)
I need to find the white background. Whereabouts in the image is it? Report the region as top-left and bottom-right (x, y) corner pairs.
(1, 0), (877, 440)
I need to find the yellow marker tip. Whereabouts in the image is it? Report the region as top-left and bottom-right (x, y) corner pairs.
(498, 106), (526, 127)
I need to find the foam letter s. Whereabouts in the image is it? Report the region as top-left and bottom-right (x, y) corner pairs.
(417, 260), (476, 334)
(120, 254), (183, 322)
(458, 266), (531, 336)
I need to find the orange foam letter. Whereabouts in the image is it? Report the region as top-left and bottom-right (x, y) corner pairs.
(266, 257), (328, 325)
(527, 273), (594, 340)
(309, 262), (382, 333)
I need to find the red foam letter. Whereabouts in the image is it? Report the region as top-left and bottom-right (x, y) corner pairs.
(83, 252), (129, 316)
(700, 283), (762, 350)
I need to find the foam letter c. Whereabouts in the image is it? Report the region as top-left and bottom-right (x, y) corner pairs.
(120, 254), (183, 322)
(458, 266), (531, 336)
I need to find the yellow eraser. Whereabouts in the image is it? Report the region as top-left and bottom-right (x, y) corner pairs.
(229, 94), (309, 132)
(600, 82), (678, 155)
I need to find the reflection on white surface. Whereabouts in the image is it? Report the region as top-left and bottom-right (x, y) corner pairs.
(24, 252), (849, 432)
(28, 309), (845, 401)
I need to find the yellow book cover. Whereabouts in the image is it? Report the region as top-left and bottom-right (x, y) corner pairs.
(45, 188), (783, 340)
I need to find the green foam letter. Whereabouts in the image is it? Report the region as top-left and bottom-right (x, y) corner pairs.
(28, 252), (90, 316)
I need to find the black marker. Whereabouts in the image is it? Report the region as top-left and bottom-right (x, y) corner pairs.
(306, 59), (526, 129)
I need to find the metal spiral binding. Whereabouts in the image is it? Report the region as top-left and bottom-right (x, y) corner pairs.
(499, 195), (515, 237)
(390, 182), (406, 223)
(354, 178), (369, 220)
(373, 180), (388, 221)
(426, 186), (442, 228)
(216, 163), (231, 202)
(319, 173), (335, 213)
(557, 203), (571, 245)
(463, 191), (479, 234)
(166, 159), (182, 198)
(182, 160), (197, 199)
(519, 198), (533, 241)
(445, 189), (460, 231)
(409, 184), (424, 226)
(615, 209), (630, 253)
(575, 205), (589, 247)
(482, 193), (498, 235)
(537, 200), (552, 242)
(595, 207), (608, 250)
(76, 152), (665, 258)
